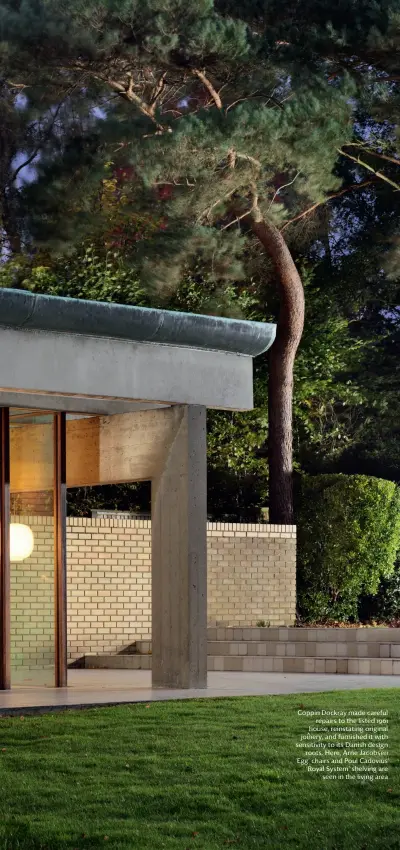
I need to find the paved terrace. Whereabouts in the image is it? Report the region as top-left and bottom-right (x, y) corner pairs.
(0, 670), (399, 714)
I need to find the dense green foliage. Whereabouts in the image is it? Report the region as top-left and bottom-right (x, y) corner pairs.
(296, 474), (400, 622)
(359, 559), (400, 623)
(0, 0), (398, 263)
(0, 691), (398, 849)
(0, 247), (149, 305)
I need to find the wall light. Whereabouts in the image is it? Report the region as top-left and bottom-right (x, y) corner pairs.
(10, 524), (34, 562)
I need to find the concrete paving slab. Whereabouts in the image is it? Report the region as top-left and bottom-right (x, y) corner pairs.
(0, 670), (399, 714)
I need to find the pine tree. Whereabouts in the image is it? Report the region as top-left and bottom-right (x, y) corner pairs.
(1, 0), (400, 521)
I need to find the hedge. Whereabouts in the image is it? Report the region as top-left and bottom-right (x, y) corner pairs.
(296, 474), (400, 622)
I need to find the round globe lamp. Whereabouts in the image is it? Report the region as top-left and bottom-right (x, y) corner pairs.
(10, 524), (34, 562)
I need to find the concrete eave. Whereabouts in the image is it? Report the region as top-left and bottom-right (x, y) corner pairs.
(0, 327), (254, 411)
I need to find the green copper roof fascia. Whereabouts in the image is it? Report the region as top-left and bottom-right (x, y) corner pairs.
(0, 288), (276, 356)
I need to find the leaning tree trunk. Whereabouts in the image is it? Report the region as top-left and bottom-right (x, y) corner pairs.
(250, 214), (305, 524)
(1, 188), (22, 255)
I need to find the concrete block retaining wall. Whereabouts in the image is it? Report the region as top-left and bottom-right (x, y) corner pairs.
(85, 626), (400, 675)
(204, 626), (400, 675)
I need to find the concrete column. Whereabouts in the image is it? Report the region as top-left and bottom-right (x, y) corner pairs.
(151, 405), (207, 688)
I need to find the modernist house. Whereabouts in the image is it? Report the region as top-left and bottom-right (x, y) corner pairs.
(0, 288), (275, 692)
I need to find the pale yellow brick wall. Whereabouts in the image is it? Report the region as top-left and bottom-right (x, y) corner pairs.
(67, 518), (152, 661)
(66, 519), (296, 660)
(207, 523), (296, 628)
(10, 516), (55, 682)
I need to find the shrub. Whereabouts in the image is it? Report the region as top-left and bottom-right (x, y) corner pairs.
(296, 474), (400, 622)
(358, 557), (400, 622)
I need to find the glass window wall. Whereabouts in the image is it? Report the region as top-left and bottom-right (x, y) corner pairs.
(9, 410), (56, 686)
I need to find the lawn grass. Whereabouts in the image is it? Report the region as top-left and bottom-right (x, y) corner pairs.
(0, 689), (398, 850)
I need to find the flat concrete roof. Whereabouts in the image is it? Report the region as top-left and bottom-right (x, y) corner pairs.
(0, 288), (276, 356)
(0, 289), (276, 413)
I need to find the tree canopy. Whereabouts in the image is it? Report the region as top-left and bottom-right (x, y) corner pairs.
(0, 0), (399, 520)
